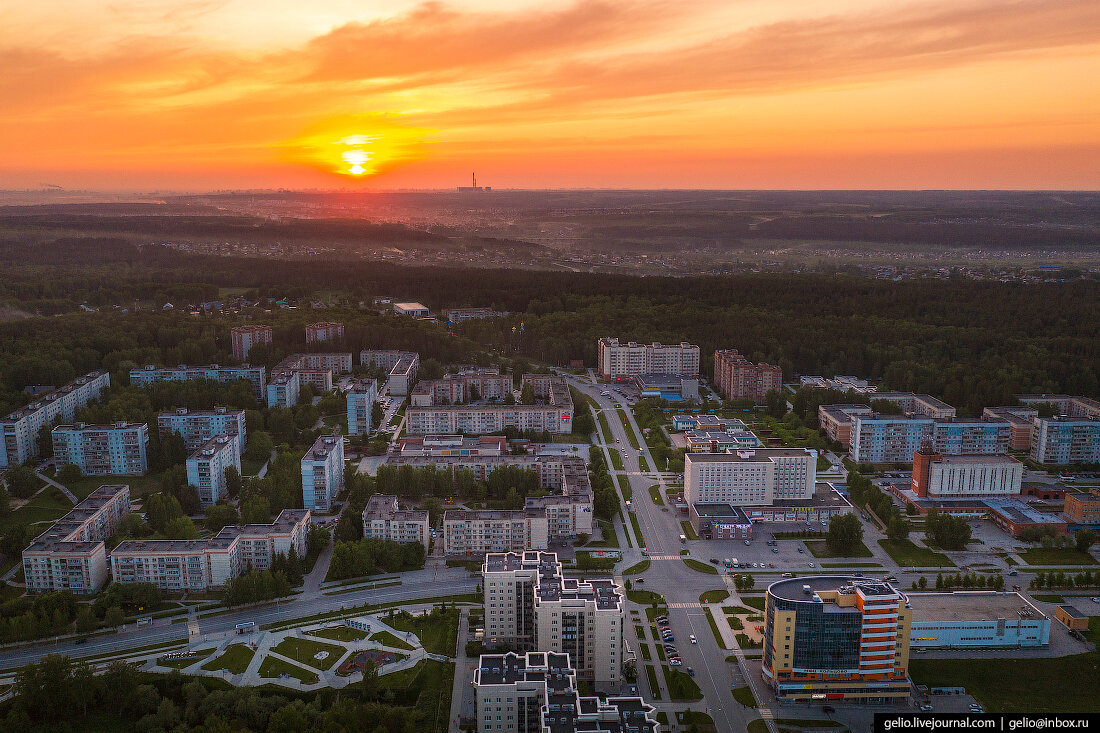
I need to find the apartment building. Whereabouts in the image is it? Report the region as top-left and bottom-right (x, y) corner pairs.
(850, 415), (1011, 463)
(230, 325), (272, 360)
(684, 449), (816, 506)
(266, 370), (301, 408)
(361, 350), (420, 396)
(445, 307), (509, 323)
(186, 435), (241, 506)
(110, 509), (309, 591)
(1031, 416), (1100, 465)
(763, 576), (912, 703)
(873, 392), (957, 418)
(1, 371), (111, 467)
(305, 322), (344, 343)
(301, 434), (344, 512)
(406, 375), (573, 435)
(983, 407), (1039, 451)
(361, 494), (430, 548)
(1065, 492), (1100, 525)
(473, 651), (656, 733)
(391, 452), (594, 541)
(713, 349), (782, 402)
(911, 449), (1023, 498)
(411, 368), (513, 406)
(129, 363), (266, 399)
(1017, 394), (1100, 419)
(52, 422), (149, 476)
(396, 434), (508, 456)
(444, 510), (549, 555)
(818, 405), (874, 447)
(483, 552), (626, 690)
(22, 485), (130, 595)
(346, 378), (378, 435)
(597, 338), (699, 379)
(158, 407), (246, 453)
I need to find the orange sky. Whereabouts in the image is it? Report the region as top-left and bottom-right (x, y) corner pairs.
(3, 0), (1100, 190)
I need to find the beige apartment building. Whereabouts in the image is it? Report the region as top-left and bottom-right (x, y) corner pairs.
(597, 338), (699, 379)
(361, 494), (430, 549)
(713, 349), (782, 402)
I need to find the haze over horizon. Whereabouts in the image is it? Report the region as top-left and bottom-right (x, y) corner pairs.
(5, 0), (1100, 191)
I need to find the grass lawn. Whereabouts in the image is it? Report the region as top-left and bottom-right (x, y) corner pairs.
(676, 711), (716, 731)
(748, 720), (769, 733)
(589, 519), (620, 548)
(663, 667), (703, 701)
(683, 558), (718, 574)
(1020, 548), (1098, 566)
(371, 630), (415, 651)
(619, 509), (633, 548)
(609, 449), (624, 471)
(645, 665), (661, 700)
(639, 456), (650, 472)
(910, 652), (1100, 712)
(743, 597), (766, 611)
(627, 589), (665, 605)
(732, 686), (758, 707)
(387, 609), (460, 656)
(680, 521), (700, 541)
(377, 660), (454, 731)
(201, 644), (255, 674)
(878, 539), (956, 567)
(705, 608), (728, 649)
(63, 474), (160, 500)
(271, 637), (347, 670)
(0, 486), (72, 533)
(820, 561), (882, 568)
(259, 655), (319, 684)
(597, 412), (612, 444)
(629, 513), (645, 546)
(623, 560), (650, 575)
(241, 458), (266, 476)
(639, 643), (651, 661)
(805, 540), (873, 558)
(726, 615), (744, 630)
(310, 626), (368, 642)
(724, 606), (753, 615)
(1030, 594), (1066, 603)
(618, 410), (641, 449)
(616, 473), (632, 499)
(648, 484), (664, 506)
(736, 633), (762, 649)
(699, 589), (729, 604)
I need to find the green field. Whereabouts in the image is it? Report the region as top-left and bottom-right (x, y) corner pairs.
(310, 626), (368, 642)
(0, 486), (72, 533)
(271, 637), (347, 670)
(597, 412), (612, 444)
(910, 652), (1100, 712)
(618, 410), (641, 449)
(609, 449), (624, 471)
(1020, 548), (1097, 566)
(878, 539), (956, 567)
(371, 630), (415, 651)
(639, 456), (650, 472)
(627, 589), (665, 605)
(259, 655), (319, 684)
(699, 589), (729, 604)
(645, 665), (661, 700)
(387, 609), (459, 656)
(616, 473), (632, 499)
(805, 539), (874, 558)
(680, 521), (699, 541)
(705, 609), (728, 649)
(623, 560), (650, 575)
(663, 667), (703, 701)
(201, 644), (255, 674)
(732, 686), (758, 707)
(648, 484), (664, 505)
(629, 512), (645, 546)
(63, 474), (160, 500)
(742, 597), (766, 611)
(683, 558), (718, 574)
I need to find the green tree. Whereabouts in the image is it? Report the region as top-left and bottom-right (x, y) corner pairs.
(1075, 530), (1096, 554)
(520, 382), (536, 405)
(144, 493), (183, 533)
(204, 504), (240, 533)
(56, 463), (83, 484)
(240, 496), (271, 524)
(5, 465), (40, 499)
(104, 606), (125, 627)
(826, 514), (864, 556)
(162, 516), (200, 539)
(75, 607), (98, 633)
(244, 431), (275, 462)
(886, 515), (910, 542)
(223, 464), (243, 496)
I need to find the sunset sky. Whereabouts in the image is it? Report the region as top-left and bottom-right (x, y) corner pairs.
(4, 0), (1100, 190)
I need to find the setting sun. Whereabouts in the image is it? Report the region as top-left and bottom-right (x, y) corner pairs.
(278, 115), (430, 182)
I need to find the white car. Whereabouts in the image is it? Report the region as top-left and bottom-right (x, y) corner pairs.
(668, 658), (682, 666)
(689, 635), (697, 644)
(809, 562), (816, 568)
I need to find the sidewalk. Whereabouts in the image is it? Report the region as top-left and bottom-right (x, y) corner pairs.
(35, 471), (77, 504)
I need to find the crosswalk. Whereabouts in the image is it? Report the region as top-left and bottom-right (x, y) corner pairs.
(648, 554), (681, 561)
(758, 708), (775, 720)
(667, 602), (702, 609)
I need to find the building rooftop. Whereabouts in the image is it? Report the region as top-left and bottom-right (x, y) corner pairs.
(475, 651), (574, 687)
(1, 371), (108, 423)
(685, 448), (813, 463)
(928, 454), (1022, 466)
(768, 575), (901, 604)
(394, 301), (428, 310)
(691, 503), (751, 522)
(304, 434), (342, 461)
(906, 592), (1044, 623)
(1058, 605), (1087, 620)
(189, 435), (235, 458)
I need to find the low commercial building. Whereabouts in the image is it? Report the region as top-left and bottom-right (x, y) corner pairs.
(394, 302), (430, 317)
(907, 592), (1049, 649)
(473, 651), (656, 733)
(688, 503), (753, 539)
(186, 435), (241, 506)
(444, 307), (509, 323)
(598, 338), (700, 380)
(1030, 416), (1100, 465)
(406, 375), (573, 435)
(1064, 492), (1100, 526)
(301, 434), (344, 512)
(305, 322), (344, 343)
(684, 449), (817, 506)
(684, 429), (761, 453)
(799, 376), (877, 394)
(230, 325), (272, 360)
(483, 552), (626, 690)
(22, 485), (130, 595)
(396, 435), (508, 457)
(158, 407), (246, 453)
(713, 349), (782, 402)
(911, 450), (1023, 498)
(671, 414), (730, 431)
(129, 363), (266, 399)
(361, 494), (429, 548)
(52, 422), (149, 476)
(630, 373), (699, 401)
(763, 577), (913, 703)
(885, 482), (1068, 537)
(1055, 605), (1089, 631)
(111, 509), (310, 591)
(346, 378), (378, 435)
(1, 370), (111, 467)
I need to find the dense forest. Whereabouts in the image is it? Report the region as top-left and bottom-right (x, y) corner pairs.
(0, 237), (1097, 417)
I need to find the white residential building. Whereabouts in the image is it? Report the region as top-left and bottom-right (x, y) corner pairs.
(110, 509), (310, 591)
(597, 338), (699, 379)
(684, 449), (816, 506)
(186, 435), (241, 506)
(406, 375), (573, 435)
(1031, 417), (1100, 465)
(266, 369), (301, 408)
(443, 510), (549, 555)
(301, 434), (344, 512)
(361, 494), (430, 548)
(1, 371), (111, 468)
(482, 552), (626, 690)
(52, 422), (149, 476)
(22, 484), (131, 595)
(158, 407), (246, 452)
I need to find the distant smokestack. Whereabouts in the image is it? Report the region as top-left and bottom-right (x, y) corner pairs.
(472, 172), (477, 188)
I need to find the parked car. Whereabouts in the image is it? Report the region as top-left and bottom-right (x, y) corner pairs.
(669, 658), (683, 666)
(797, 547), (804, 553)
(744, 539), (750, 546)
(687, 667), (695, 677)
(768, 563), (775, 568)
(772, 547), (779, 553)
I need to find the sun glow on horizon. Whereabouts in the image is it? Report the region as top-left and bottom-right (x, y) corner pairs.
(278, 115), (431, 182)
